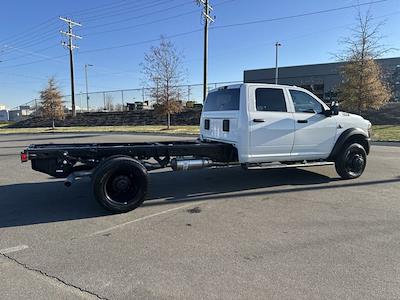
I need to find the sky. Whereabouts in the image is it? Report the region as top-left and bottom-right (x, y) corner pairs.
(0, 0), (399, 108)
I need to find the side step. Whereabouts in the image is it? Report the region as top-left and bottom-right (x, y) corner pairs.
(245, 161), (334, 170)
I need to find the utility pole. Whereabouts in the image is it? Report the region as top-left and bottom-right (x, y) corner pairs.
(60, 16), (82, 117)
(197, 0), (214, 102)
(275, 42), (282, 85)
(84, 64), (93, 112)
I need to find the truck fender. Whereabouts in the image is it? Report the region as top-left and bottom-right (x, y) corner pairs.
(329, 128), (370, 160)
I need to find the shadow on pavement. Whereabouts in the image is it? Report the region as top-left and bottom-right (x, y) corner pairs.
(0, 167), (399, 228)
(0, 179), (108, 229)
(144, 168), (400, 206)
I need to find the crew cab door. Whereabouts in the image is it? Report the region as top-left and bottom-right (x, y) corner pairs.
(289, 89), (337, 159)
(249, 86), (295, 162)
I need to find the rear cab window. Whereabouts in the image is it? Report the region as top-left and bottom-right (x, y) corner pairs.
(203, 88), (240, 111)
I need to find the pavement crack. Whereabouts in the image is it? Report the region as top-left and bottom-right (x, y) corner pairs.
(0, 252), (109, 300)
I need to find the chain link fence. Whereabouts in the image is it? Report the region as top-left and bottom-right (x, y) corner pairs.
(9, 81), (241, 121)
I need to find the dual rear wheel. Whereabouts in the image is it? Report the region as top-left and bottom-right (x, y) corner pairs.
(92, 156), (148, 213)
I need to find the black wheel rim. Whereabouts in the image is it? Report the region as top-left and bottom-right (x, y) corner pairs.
(104, 168), (139, 205)
(345, 150), (365, 177)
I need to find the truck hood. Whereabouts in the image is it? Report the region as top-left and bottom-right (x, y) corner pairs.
(337, 111), (371, 128)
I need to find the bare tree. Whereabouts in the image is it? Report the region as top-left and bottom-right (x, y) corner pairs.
(141, 37), (185, 129)
(114, 103), (124, 111)
(105, 94), (114, 111)
(338, 10), (392, 114)
(40, 77), (64, 129)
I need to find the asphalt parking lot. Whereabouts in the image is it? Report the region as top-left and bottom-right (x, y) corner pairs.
(0, 133), (399, 300)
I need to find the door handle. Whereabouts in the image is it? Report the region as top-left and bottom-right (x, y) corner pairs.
(297, 120), (308, 124)
(253, 119), (265, 123)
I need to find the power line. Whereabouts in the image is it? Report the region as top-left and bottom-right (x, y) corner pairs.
(0, 0), (233, 60)
(84, 0), (236, 37)
(80, 0), (390, 55)
(0, 18), (58, 45)
(80, 0), (169, 23)
(0, 44), (62, 63)
(211, 0), (389, 30)
(86, 9), (200, 36)
(83, 0), (194, 30)
(0, 33), (58, 56)
(0, 1), (156, 50)
(80, 28), (203, 54)
(0, 1), (162, 52)
(0, 30), (59, 57)
(0, 45), (61, 64)
(0, 54), (68, 69)
(183, 10), (400, 65)
(64, 0), (148, 18)
(1, 0), (391, 69)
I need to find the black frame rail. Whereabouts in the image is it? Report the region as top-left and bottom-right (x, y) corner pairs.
(23, 140), (237, 178)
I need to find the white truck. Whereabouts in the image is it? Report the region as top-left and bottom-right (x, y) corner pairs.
(22, 83), (371, 213)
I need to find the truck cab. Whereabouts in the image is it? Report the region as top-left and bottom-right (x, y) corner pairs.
(200, 83), (371, 169)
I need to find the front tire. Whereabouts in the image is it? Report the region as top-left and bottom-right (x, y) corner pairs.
(92, 156), (148, 213)
(335, 143), (367, 179)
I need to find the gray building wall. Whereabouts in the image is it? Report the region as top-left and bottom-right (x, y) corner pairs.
(244, 57), (400, 101)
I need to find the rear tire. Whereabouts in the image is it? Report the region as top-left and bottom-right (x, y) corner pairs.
(335, 143), (367, 179)
(92, 156), (148, 213)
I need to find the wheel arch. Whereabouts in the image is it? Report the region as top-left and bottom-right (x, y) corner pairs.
(329, 128), (370, 160)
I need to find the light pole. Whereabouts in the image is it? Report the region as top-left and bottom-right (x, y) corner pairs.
(84, 64), (93, 112)
(275, 42), (282, 84)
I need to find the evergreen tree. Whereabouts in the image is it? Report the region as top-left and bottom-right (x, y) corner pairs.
(338, 10), (392, 114)
(40, 77), (64, 128)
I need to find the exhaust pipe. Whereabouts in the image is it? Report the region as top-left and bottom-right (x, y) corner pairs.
(171, 158), (213, 171)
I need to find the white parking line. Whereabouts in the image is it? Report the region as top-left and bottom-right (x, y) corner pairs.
(89, 202), (204, 237)
(0, 245), (29, 255)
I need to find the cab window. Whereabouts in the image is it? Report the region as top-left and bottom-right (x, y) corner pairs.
(255, 88), (287, 112)
(203, 89), (240, 111)
(290, 90), (324, 114)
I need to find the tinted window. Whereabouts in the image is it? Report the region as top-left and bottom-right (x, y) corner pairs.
(290, 90), (324, 114)
(255, 88), (287, 112)
(203, 89), (240, 111)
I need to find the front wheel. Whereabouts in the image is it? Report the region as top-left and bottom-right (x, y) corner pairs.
(92, 156), (148, 213)
(335, 143), (367, 179)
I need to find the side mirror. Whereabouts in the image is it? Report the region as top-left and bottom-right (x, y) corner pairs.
(330, 101), (339, 115)
(324, 101), (339, 116)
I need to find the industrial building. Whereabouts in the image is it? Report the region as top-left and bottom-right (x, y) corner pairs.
(244, 57), (400, 102)
(0, 104), (9, 122)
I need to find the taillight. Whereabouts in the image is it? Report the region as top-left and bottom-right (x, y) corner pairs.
(204, 119), (210, 130)
(21, 152), (28, 163)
